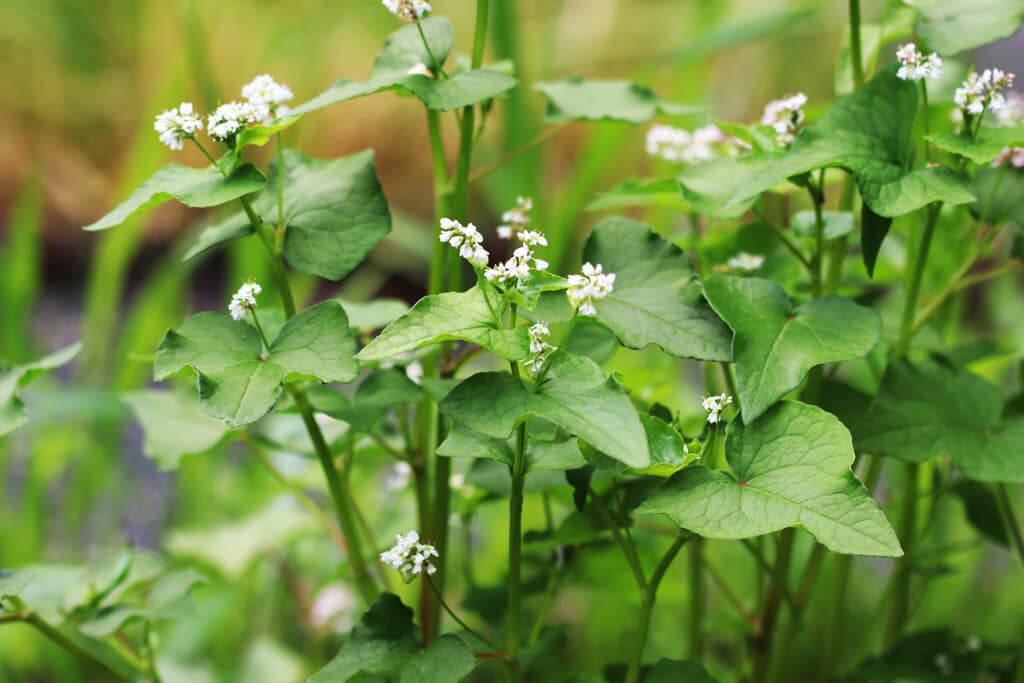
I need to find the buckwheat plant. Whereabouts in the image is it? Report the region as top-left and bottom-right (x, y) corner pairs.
(1, 2), (1015, 682)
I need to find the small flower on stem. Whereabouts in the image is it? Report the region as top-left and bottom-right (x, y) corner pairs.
(702, 394), (733, 424)
(955, 68), (1015, 117)
(727, 252), (765, 272)
(380, 530), (439, 582)
(484, 229), (549, 286)
(646, 124), (743, 164)
(208, 101), (261, 143)
(154, 102), (203, 151)
(524, 321), (554, 374)
(995, 91), (1024, 127)
(761, 93), (807, 146)
(229, 280), (262, 321)
(241, 74), (294, 124)
(566, 263), (615, 317)
(497, 196), (533, 239)
(382, 0), (431, 22)
(895, 43), (942, 81)
(439, 218), (489, 267)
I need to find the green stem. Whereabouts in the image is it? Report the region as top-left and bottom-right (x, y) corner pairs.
(688, 538), (704, 658)
(416, 20), (445, 76)
(848, 0), (865, 89)
(425, 576), (500, 651)
(884, 461), (920, 646)
(590, 487), (647, 591)
(755, 207), (813, 272)
(996, 484), (1024, 567)
(276, 132), (286, 236)
(625, 532), (691, 683)
(894, 203), (941, 356)
(21, 612), (133, 681)
(248, 308), (272, 354)
(809, 172), (826, 297)
(752, 528), (795, 682)
(506, 418), (529, 682)
(426, 108), (450, 297)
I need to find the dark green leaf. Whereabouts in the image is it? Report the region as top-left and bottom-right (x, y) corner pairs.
(645, 659), (718, 683)
(949, 480), (1010, 547)
(860, 204), (893, 277)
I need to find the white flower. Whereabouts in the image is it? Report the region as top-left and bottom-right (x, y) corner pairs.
(761, 93), (807, 146)
(383, 461), (412, 494)
(995, 91), (1024, 126)
(727, 252), (765, 272)
(702, 393), (733, 424)
(439, 218), (489, 267)
(955, 68), (1016, 117)
(497, 196), (533, 239)
(382, 0), (431, 22)
(566, 262), (615, 317)
(310, 582), (357, 632)
(241, 74), (294, 124)
(228, 280), (262, 321)
(405, 361), (424, 384)
(484, 229), (549, 285)
(932, 653), (953, 676)
(517, 230), (547, 248)
(645, 124), (741, 164)
(154, 102), (203, 151)
(524, 321), (554, 374)
(207, 101), (260, 142)
(895, 43), (942, 81)
(380, 530), (439, 581)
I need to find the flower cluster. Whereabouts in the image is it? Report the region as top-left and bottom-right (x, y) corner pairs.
(154, 102), (203, 151)
(497, 196), (533, 239)
(525, 322), (554, 374)
(382, 0), (431, 22)
(229, 280), (262, 321)
(645, 124), (742, 164)
(241, 74), (294, 123)
(995, 91), (1024, 127)
(895, 43), (942, 81)
(955, 68), (1015, 117)
(702, 394), (733, 425)
(207, 101), (261, 143)
(566, 263), (616, 317)
(484, 229), (549, 285)
(761, 93), (807, 146)
(727, 252), (765, 272)
(439, 218), (489, 267)
(379, 530), (439, 581)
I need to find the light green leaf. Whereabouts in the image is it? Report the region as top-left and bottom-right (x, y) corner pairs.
(913, 0), (1024, 56)
(339, 298), (410, 331)
(585, 177), (690, 212)
(678, 155), (779, 219)
(704, 276), (880, 422)
(791, 210), (856, 240)
(971, 166), (1024, 229)
(154, 301), (359, 427)
(439, 351), (649, 468)
(437, 420), (586, 472)
(123, 390), (231, 470)
(928, 127), (1024, 165)
(727, 64), (975, 218)
(534, 79), (701, 124)
(0, 569), (33, 608)
(234, 115), (302, 151)
(77, 569), (207, 638)
(638, 401), (903, 557)
(358, 286), (530, 362)
(370, 16), (454, 81)
(405, 69), (517, 111)
(636, 414), (696, 477)
(853, 358), (1024, 483)
(84, 163), (265, 232)
(583, 217), (731, 361)
(313, 369), (422, 433)
(0, 343), (80, 438)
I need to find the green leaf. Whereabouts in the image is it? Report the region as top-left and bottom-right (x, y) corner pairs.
(154, 301), (358, 427)
(358, 286), (530, 362)
(307, 593), (476, 683)
(123, 390), (231, 470)
(860, 204), (893, 277)
(636, 414), (696, 477)
(234, 115), (302, 151)
(853, 358), (1024, 483)
(585, 178), (690, 212)
(791, 210), (855, 240)
(534, 79), (701, 124)
(949, 480), (1010, 547)
(405, 69), (517, 111)
(704, 276), (881, 422)
(0, 569), (33, 609)
(339, 298), (410, 331)
(370, 16), (454, 81)
(677, 155), (778, 219)
(437, 420), (586, 472)
(845, 629), (989, 683)
(185, 150), (391, 281)
(0, 343), (80, 438)
(313, 369), (422, 433)
(928, 127), (1024, 164)
(77, 569), (207, 638)
(971, 166), (1024, 229)
(913, 0), (1024, 56)
(726, 64), (976, 218)
(439, 351), (649, 468)
(646, 659), (719, 683)
(638, 401), (903, 557)
(582, 218), (731, 361)
(83, 163), (265, 232)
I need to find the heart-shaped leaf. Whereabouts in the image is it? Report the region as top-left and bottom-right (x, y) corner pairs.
(534, 79), (701, 124)
(638, 401), (903, 557)
(123, 390), (231, 470)
(913, 0), (1024, 56)
(704, 275), (880, 422)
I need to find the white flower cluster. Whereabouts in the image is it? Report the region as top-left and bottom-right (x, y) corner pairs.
(439, 218), (489, 267)
(566, 263), (615, 317)
(646, 124), (742, 164)
(154, 102), (203, 151)
(241, 73), (294, 124)
(895, 43), (942, 81)
(995, 91), (1024, 127)
(525, 322), (554, 374)
(497, 196), (533, 240)
(955, 68), (1016, 117)
(702, 394), (733, 424)
(229, 281), (262, 321)
(382, 0), (431, 22)
(727, 252), (765, 272)
(379, 530), (439, 581)
(484, 229), (549, 285)
(761, 93), (807, 146)
(208, 101), (261, 143)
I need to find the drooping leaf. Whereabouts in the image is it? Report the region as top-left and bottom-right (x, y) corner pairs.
(582, 217), (732, 361)
(727, 64), (975, 218)
(534, 79), (701, 124)
(853, 358), (1024, 483)
(185, 150), (391, 281)
(358, 286), (530, 362)
(0, 343), (80, 438)
(637, 401), (903, 557)
(84, 164), (265, 232)
(439, 351), (649, 468)
(123, 390), (232, 470)
(677, 155), (778, 219)
(860, 204), (893, 277)
(703, 276), (881, 422)
(913, 0), (1024, 56)
(928, 127), (1024, 165)
(154, 301), (358, 427)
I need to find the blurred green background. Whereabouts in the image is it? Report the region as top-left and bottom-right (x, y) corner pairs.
(1, 0), (1022, 681)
